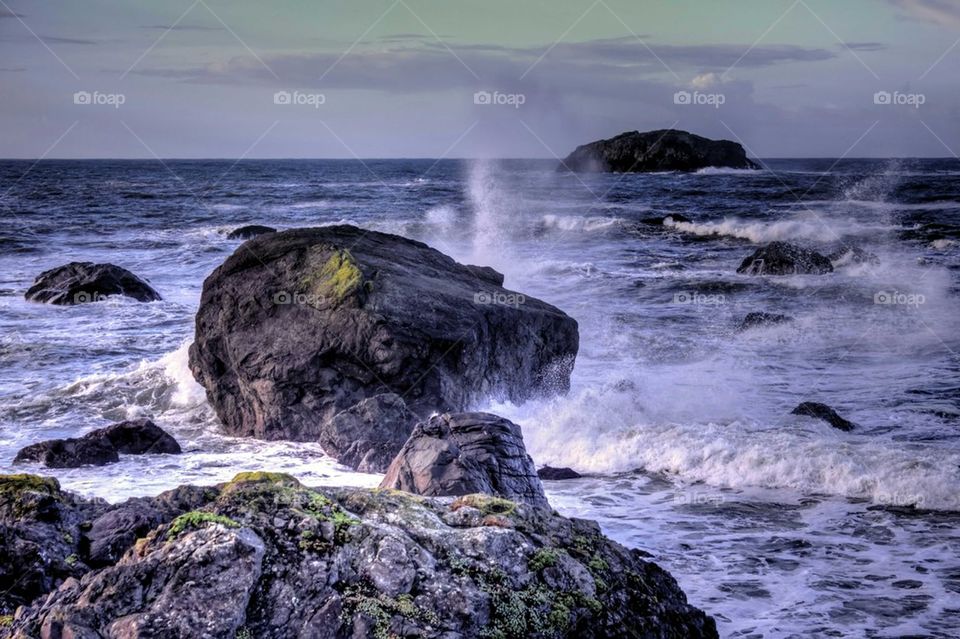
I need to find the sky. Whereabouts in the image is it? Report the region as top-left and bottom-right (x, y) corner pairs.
(0, 0), (958, 158)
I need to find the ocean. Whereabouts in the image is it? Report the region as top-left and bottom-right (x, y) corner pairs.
(1, 158), (958, 637)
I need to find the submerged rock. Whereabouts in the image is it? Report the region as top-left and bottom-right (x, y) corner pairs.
(321, 393), (418, 473)
(381, 412), (549, 508)
(85, 418), (182, 455)
(737, 242), (834, 275)
(737, 312), (793, 331)
(561, 129), (759, 173)
(791, 402), (857, 432)
(13, 438), (118, 468)
(24, 262), (162, 305)
(6, 472), (718, 638)
(189, 225), (579, 441)
(538, 466), (583, 480)
(641, 213), (692, 226)
(13, 420), (181, 468)
(226, 224), (276, 240)
(828, 244), (880, 266)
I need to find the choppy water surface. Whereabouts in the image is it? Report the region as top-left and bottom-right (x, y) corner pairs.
(1, 158), (959, 637)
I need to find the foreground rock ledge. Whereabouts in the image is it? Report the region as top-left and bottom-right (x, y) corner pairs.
(2, 473), (717, 639)
(189, 225), (579, 442)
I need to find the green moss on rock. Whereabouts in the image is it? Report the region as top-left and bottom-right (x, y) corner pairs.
(0, 473), (60, 497)
(167, 511), (240, 539)
(451, 494), (517, 517)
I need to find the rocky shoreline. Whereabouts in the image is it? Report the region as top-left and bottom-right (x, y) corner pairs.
(1, 472), (717, 638)
(5, 224), (718, 638)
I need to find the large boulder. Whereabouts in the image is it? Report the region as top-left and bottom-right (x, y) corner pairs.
(380, 412), (549, 508)
(320, 393), (419, 473)
(189, 225), (579, 441)
(24, 262), (161, 305)
(7, 473), (718, 639)
(737, 242), (834, 275)
(561, 129), (759, 173)
(13, 420), (181, 468)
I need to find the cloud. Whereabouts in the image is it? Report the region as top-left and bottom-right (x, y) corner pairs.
(139, 24), (224, 32)
(842, 41), (887, 52)
(888, 0), (960, 29)
(136, 36), (836, 91)
(40, 35), (99, 45)
(691, 72), (720, 89)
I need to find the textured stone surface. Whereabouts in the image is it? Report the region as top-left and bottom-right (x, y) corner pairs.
(24, 262), (161, 305)
(380, 412), (550, 508)
(189, 225), (579, 441)
(6, 472), (718, 639)
(561, 129), (759, 173)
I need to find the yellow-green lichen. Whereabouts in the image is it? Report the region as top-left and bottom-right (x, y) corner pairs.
(167, 511), (240, 539)
(312, 249), (365, 301)
(0, 615), (13, 627)
(451, 494), (517, 517)
(229, 471), (301, 487)
(0, 473), (60, 496)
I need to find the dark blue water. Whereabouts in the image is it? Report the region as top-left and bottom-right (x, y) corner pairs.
(2, 158), (959, 637)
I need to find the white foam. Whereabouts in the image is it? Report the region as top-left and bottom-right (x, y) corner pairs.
(488, 389), (960, 511)
(665, 216), (886, 244)
(539, 214), (623, 232)
(694, 166), (761, 175)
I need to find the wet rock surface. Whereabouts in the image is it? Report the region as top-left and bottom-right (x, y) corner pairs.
(24, 262), (161, 305)
(4, 472), (718, 639)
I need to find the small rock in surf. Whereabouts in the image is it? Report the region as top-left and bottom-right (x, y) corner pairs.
(737, 242), (834, 275)
(791, 402), (857, 432)
(24, 262), (161, 305)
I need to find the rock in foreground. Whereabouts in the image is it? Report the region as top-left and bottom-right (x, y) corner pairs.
(189, 226), (579, 441)
(381, 412), (549, 508)
(5, 472), (718, 639)
(13, 419), (181, 468)
(24, 262), (161, 305)
(737, 242), (834, 276)
(561, 129), (759, 173)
